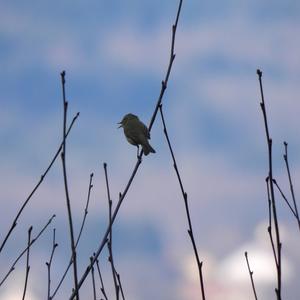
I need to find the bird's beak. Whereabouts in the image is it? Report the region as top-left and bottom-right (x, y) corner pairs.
(117, 122), (123, 128)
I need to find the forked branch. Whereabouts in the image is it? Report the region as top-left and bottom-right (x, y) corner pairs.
(46, 229), (58, 300)
(0, 113), (79, 254)
(159, 104), (206, 299)
(69, 1), (184, 298)
(51, 173), (94, 299)
(257, 69), (281, 299)
(0, 215), (56, 286)
(95, 257), (108, 300)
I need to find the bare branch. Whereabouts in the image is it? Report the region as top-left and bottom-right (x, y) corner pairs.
(283, 142), (300, 231)
(60, 70), (79, 299)
(147, 0), (183, 134)
(51, 173), (94, 299)
(104, 163), (120, 300)
(257, 69), (281, 299)
(266, 177), (272, 228)
(159, 104), (206, 299)
(76, 173), (94, 247)
(22, 226), (33, 300)
(265, 177), (278, 266)
(90, 256), (97, 300)
(244, 251), (258, 300)
(0, 112), (79, 254)
(0, 215), (56, 286)
(115, 270), (126, 300)
(95, 258), (108, 300)
(273, 179), (297, 218)
(46, 229), (58, 300)
(69, 1), (184, 298)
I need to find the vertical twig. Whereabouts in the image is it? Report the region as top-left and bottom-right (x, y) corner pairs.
(104, 163), (120, 300)
(0, 113), (79, 254)
(46, 229), (58, 300)
(159, 104), (206, 299)
(22, 226), (33, 300)
(257, 69), (281, 299)
(0, 215), (56, 286)
(265, 178), (278, 266)
(147, 0), (183, 134)
(244, 251), (258, 300)
(90, 257), (97, 300)
(76, 173), (94, 247)
(95, 257), (109, 300)
(115, 270), (126, 300)
(60, 71), (80, 300)
(51, 173), (94, 299)
(69, 1), (184, 298)
(283, 142), (300, 231)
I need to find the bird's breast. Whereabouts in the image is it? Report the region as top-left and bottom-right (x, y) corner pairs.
(126, 136), (138, 146)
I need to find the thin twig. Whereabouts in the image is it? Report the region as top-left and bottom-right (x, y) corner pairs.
(159, 104), (206, 299)
(46, 229), (58, 300)
(0, 215), (56, 286)
(257, 69), (281, 299)
(69, 2), (184, 298)
(266, 178), (278, 266)
(90, 256), (97, 300)
(76, 173), (94, 247)
(70, 157), (141, 298)
(115, 270), (126, 300)
(60, 71), (79, 300)
(22, 226), (32, 300)
(0, 113), (79, 254)
(51, 173), (94, 299)
(104, 163), (120, 300)
(283, 142), (300, 231)
(244, 251), (258, 300)
(95, 257), (108, 300)
(147, 0), (183, 134)
(273, 179), (297, 218)
(266, 177), (272, 228)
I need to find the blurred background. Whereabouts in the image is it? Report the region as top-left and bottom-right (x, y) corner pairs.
(1, 0), (300, 299)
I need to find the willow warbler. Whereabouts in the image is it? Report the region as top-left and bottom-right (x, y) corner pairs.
(118, 113), (156, 156)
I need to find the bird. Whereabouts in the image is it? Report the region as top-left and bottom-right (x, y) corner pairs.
(118, 113), (156, 156)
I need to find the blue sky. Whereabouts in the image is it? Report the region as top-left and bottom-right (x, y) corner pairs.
(1, 1), (300, 299)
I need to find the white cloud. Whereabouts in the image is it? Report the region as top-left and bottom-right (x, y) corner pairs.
(0, 269), (39, 300)
(176, 221), (298, 300)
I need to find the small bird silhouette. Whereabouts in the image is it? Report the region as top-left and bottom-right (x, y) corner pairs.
(118, 113), (156, 156)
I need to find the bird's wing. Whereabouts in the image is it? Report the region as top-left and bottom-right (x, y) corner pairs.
(124, 118), (151, 145)
(141, 122), (151, 139)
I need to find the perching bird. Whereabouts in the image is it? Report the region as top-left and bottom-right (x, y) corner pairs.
(118, 113), (156, 156)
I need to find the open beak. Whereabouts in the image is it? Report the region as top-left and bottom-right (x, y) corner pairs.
(117, 122), (123, 128)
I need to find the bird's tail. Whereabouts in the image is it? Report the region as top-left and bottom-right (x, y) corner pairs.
(142, 142), (156, 156)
